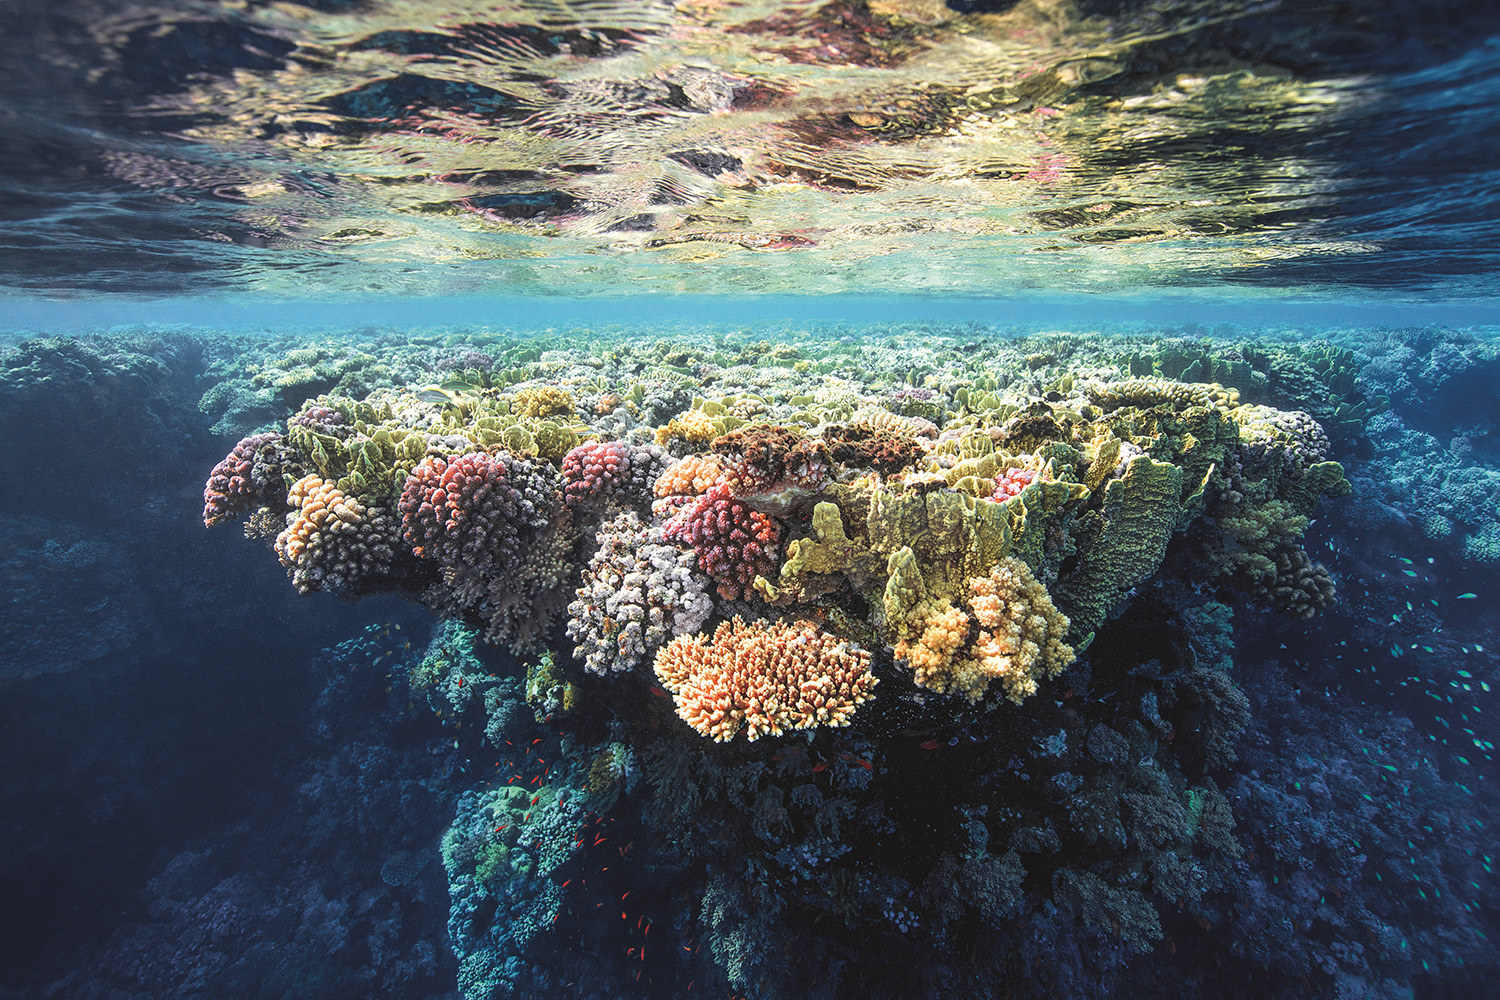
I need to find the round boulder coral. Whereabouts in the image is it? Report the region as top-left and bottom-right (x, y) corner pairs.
(398, 451), (558, 572)
(203, 431), (289, 527)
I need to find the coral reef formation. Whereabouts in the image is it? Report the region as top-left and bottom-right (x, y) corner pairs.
(187, 322), (1500, 1000)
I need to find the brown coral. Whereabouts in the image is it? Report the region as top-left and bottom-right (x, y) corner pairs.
(822, 423), (925, 477)
(274, 474), (400, 595)
(511, 385), (575, 419)
(712, 423), (830, 497)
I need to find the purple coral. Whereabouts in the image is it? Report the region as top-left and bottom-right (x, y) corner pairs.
(397, 451), (558, 572)
(662, 482), (780, 600)
(561, 440), (672, 514)
(203, 431), (285, 526)
(289, 403), (350, 437)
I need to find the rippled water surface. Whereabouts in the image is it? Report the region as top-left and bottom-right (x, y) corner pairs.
(2, 0), (1498, 298)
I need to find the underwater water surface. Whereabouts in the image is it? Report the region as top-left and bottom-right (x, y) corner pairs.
(2, 2), (1500, 1000)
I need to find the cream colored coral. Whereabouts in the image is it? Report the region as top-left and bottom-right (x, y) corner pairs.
(511, 385), (575, 419)
(656, 407), (721, 445)
(893, 599), (970, 689)
(894, 557), (1074, 704)
(964, 559), (1074, 704)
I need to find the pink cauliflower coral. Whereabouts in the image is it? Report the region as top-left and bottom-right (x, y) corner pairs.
(661, 481), (780, 600)
(397, 451), (556, 571)
(992, 467), (1040, 501)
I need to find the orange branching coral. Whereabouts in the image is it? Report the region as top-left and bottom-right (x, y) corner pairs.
(653, 455), (723, 498)
(275, 474), (362, 567)
(653, 617), (877, 742)
(894, 557), (1074, 704)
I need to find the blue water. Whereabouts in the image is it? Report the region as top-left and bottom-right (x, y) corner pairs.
(1, 2), (1499, 999)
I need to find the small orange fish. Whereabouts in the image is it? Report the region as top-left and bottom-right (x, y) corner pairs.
(919, 739), (941, 750)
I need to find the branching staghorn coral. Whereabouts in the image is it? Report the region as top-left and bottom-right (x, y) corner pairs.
(654, 617), (877, 742)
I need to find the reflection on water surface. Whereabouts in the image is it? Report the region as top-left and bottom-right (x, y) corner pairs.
(0, 0), (1497, 297)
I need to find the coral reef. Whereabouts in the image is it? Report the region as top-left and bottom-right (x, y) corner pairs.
(181, 321), (1500, 1000)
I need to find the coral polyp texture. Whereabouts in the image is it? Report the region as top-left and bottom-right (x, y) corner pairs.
(559, 439), (669, 515)
(275, 473), (402, 596)
(202, 430), (287, 526)
(654, 616), (876, 741)
(661, 481), (782, 600)
(567, 511), (713, 676)
(198, 327), (1396, 1000)
(895, 556), (1074, 704)
(398, 451), (556, 572)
